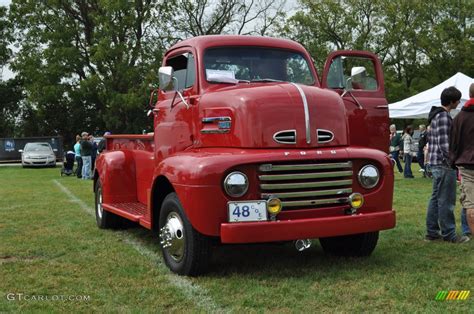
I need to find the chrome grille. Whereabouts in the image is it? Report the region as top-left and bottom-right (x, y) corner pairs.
(258, 161), (353, 210)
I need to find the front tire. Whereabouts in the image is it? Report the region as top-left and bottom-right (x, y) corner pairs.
(159, 193), (211, 276)
(319, 231), (379, 257)
(95, 180), (122, 229)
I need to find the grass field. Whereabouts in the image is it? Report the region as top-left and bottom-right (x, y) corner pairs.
(0, 165), (473, 312)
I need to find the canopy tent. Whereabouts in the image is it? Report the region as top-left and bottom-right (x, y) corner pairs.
(389, 72), (473, 119)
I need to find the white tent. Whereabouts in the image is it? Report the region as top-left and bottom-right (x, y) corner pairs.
(389, 72), (473, 119)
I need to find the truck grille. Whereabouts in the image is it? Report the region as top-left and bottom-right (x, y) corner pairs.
(258, 161), (353, 210)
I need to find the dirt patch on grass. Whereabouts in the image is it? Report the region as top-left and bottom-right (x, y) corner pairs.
(0, 255), (41, 264)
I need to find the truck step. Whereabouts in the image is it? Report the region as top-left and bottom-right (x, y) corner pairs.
(102, 202), (147, 222)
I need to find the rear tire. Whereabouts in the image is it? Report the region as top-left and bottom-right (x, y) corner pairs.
(95, 180), (122, 229)
(319, 231), (379, 257)
(159, 193), (211, 276)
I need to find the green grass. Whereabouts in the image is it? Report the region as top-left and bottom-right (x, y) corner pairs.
(0, 165), (473, 313)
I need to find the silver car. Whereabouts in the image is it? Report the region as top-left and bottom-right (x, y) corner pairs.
(20, 142), (57, 167)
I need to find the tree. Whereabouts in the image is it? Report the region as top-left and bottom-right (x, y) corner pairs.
(281, 0), (474, 103)
(169, 0), (287, 38)
(0, 5), (12, 75)
(280, 0), (385, 72)
(8, 0), (174, 144)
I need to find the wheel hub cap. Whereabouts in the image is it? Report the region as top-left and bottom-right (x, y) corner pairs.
(97, 189), (103, 219)
(159, 213), (185, 262)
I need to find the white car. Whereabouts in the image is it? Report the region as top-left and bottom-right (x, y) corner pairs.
(20, 142), (57, 167)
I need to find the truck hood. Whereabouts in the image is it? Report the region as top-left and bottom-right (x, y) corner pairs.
(197, 82), (348, 148)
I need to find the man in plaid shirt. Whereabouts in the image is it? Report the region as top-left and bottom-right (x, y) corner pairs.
(425, 86), (469, 243)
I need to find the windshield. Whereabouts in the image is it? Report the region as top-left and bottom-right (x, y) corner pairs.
(25, 143), (52, 152)
(204, 47), (315, 85)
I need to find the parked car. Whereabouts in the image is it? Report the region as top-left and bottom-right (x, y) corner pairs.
(20, 142), (57, 167)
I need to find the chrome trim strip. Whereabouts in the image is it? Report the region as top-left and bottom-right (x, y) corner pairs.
(282, 197), (349, 207)
(202, 116), (232, 123)
(260, 179), (353, 190)
(261, 188), (353, 199)
(259, 162), (352, 172)
(273, 129), (297, 144)
(259, 170), (353, 181)
(290, 83), (311, 144)
(317, 129), (334, 143)
(200, 129), (230, 134)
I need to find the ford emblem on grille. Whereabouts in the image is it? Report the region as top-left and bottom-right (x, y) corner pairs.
(317, 129), (334, 143)
(273, 130), (296, 144)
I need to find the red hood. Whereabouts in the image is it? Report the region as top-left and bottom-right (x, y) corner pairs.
(464, 98), (474, 108)
(196, 82), (349, 148)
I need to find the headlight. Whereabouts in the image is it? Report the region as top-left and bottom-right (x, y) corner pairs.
(24, 154), (31, 159)
(224, 172), (249, 197)
(358, 165), (379, 189)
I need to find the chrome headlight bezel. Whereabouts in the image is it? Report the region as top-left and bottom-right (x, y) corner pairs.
(223, 171), (249, 198)
(358, 165), (380, 189)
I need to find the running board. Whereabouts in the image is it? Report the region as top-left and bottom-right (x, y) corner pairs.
(101, 202), (151, 229)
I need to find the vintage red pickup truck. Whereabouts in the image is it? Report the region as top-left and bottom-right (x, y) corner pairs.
(94, 35), (395, 276)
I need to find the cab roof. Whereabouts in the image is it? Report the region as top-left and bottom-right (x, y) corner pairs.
(166, 35), (308, 55)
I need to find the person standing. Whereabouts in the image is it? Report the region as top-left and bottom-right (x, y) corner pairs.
(80, 132), (93, 180)
(389, 124), (403, 173)
(402, 125), (414, 178)
(417, 124), (427, 177)
(449, 83), (474, 238)
(73, 135), (82, 179)
(89, 135), (98, 171)
(425, 86), (468, 243)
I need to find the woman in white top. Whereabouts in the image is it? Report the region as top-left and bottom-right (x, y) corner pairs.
(402, 125), (414, 178)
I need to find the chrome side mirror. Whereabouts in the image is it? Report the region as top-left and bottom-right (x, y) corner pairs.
(159, 66), (174, 91)
(18, 149), (23, 153)
(351, 66), (366, 78)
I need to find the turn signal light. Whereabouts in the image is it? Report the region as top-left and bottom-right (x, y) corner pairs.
(349, 193), (364, 209)
(267, 198), (282, 215)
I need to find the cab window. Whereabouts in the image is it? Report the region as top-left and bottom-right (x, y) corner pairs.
(164, 53), (195, 91)
(327, 56), (378, 91)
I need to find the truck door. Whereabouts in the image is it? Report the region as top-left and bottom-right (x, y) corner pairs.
(321, 51), (389, 153)
(154, 50), (198, 161)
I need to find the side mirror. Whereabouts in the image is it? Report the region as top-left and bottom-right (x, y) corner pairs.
(18, 149), (23, 153)
(351, 66), (366, 77)
(53, 149), (58, 152)
(159, 66), (174, 91)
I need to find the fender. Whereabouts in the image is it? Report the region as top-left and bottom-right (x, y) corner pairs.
(95, 150), (137, 204)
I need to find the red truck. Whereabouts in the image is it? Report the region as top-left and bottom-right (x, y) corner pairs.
(94, 35), (395, 276)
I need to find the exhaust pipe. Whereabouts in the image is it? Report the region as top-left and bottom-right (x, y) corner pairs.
(294, 239), (312, 252)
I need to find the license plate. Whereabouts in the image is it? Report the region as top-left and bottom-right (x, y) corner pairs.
(228, 201), (268, 222)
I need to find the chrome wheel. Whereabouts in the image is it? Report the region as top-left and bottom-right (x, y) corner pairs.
(159, 212), (185, 263)
(97, 186), (103, 219)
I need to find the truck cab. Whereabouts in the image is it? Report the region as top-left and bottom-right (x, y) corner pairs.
(94, 35), (395, 276)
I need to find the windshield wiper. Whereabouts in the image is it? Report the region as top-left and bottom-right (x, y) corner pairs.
(208, 79), (250, 84)
(250, 78), (284, 83)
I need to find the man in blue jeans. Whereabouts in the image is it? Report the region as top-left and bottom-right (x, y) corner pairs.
(425, 86), (469, 243)
(80, 132), (93, 180)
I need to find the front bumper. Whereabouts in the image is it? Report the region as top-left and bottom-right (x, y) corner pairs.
(22, 158), (56, 166)
(220, 210), (395, 243)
